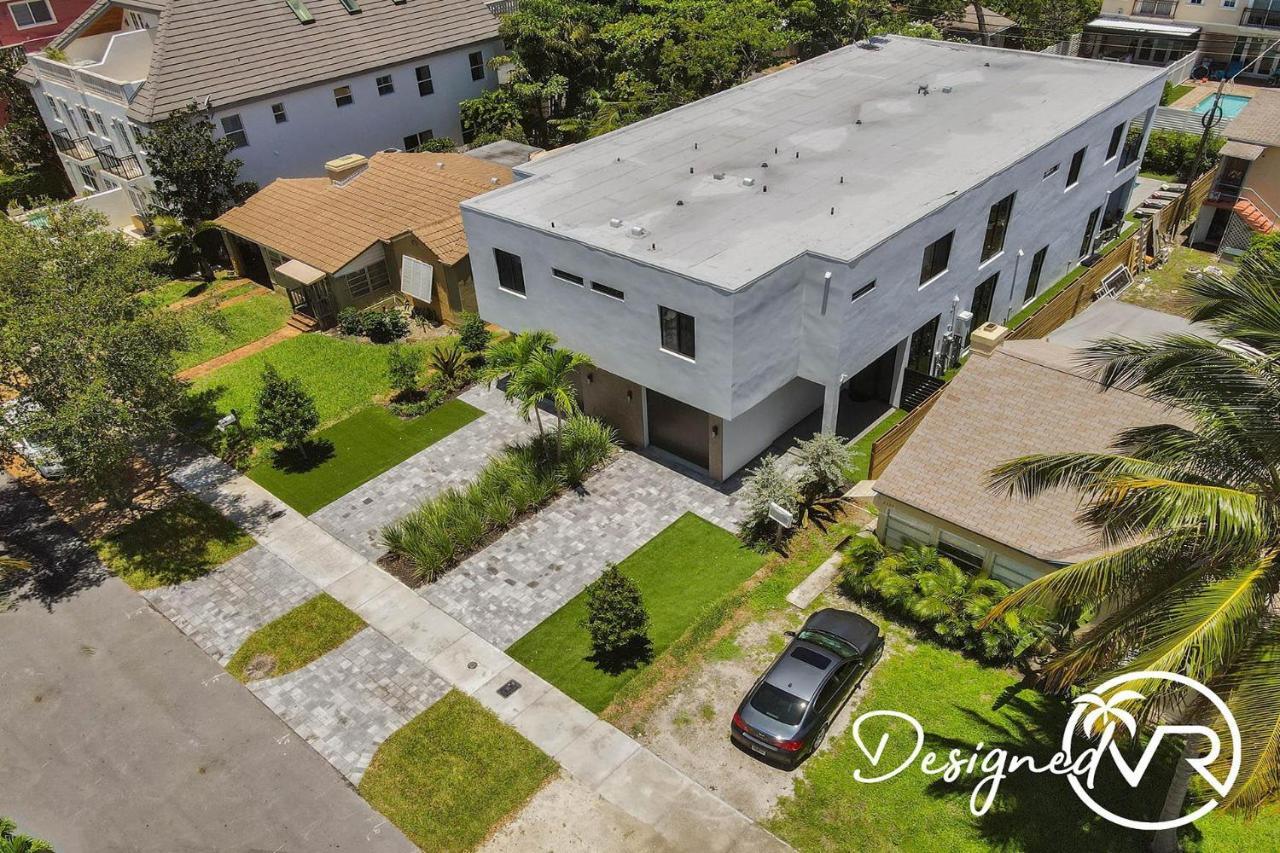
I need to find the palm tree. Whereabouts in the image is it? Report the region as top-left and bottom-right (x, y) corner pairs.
(985, 256), (1280, 850)
(477, 329), (558, 407)
(152, 215), (218, 282)
(507, 346), (593, 459)
(0, 554), (29, 576)
(0, 818), (52, 853)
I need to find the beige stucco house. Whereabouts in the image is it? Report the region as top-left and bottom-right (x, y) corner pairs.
(216, 151), (513, 328)
(1191, 89), (1280, 252)
(872, 334), (1184, 588)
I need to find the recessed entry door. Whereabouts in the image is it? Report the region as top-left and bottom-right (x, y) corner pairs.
(646, 389), (710, 470)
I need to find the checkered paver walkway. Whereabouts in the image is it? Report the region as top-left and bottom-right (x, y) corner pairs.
(249, 627), (451, 783)
(142, 545), (319, 664)
(424, 451), (747, 649)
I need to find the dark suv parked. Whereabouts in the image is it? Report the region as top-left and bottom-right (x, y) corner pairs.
(731, 608), (883, 767)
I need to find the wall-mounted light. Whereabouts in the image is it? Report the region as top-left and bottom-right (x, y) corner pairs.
(626, 389), (633, 402)
(586, 372), (594, 384)
(711, 424), (719, 438)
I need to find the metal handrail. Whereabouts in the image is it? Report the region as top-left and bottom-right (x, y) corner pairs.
(1237, 186), (1280, 223)
(1242, 6), (1280, 30)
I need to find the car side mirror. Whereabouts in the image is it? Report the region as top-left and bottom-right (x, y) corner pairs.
(783, 630), (796, 638)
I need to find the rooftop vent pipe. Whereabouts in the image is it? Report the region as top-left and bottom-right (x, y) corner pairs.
(610, 218), (623, 228)
(630, 225), (646, 237)
(742, 177), (755, 187)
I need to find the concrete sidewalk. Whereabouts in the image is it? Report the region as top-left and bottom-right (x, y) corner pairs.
(160, 444), (791, 852)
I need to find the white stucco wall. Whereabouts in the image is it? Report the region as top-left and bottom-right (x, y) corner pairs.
(721, 377), (825, 477)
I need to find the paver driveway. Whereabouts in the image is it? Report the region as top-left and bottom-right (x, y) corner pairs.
(310, 383), (539, 559)
(0, 475), (415, 853)
(424, 450), (747, 649)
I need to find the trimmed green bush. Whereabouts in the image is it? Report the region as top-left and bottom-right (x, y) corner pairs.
(1140, 129), (1224, 180)
(740, 454), (802, 544)
(335, 304), (410, 342)
(582, 563), (650, 658)
(382, 416), (618, 582)
(457, 311), (491, 353)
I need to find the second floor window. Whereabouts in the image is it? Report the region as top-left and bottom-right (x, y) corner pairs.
(919, 231), (953, 285)
(220, 114), (248, 149)
(377, 75), (394, 96)
(1106, 123), (1124, 160)
(111, 118), (134, 153)
(416, 65), (434, 96)
(272, 103), (288, 123)
(981, 192), (1015, 261)
(333, 85), (354, 107)
(469, 51), (485, 81)
(1066, 146), (1087, 188)
(9, 0), (54, 29)
(495, 249), (525, 295)
(659, 306), (696, 359)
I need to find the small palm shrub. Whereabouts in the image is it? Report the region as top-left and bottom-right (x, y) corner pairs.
(839, 538), (1050, 664)
(381, 416), (618, 582)
(428, 340), (474, 391)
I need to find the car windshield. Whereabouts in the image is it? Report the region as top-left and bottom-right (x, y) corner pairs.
(797, 629), (859, 660)
(750, 682), (808, 726)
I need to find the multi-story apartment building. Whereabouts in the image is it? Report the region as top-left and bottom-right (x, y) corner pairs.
(1082, 1), (1280, 78)
(2, 0), (94, 53)
(461, 37), (1163, 481)
(17, 0), (504, 216)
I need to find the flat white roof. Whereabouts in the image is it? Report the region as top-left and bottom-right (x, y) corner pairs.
(467, 37), (1160, 291)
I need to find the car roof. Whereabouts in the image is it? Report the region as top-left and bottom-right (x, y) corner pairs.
(762, 640), (837, 702)
(803, 608), (881, 655)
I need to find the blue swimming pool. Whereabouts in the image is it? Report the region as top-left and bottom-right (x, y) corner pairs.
(1193, 94), (1251, 120)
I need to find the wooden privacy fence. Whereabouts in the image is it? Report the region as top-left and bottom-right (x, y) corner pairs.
(864, 169), (1216, 479)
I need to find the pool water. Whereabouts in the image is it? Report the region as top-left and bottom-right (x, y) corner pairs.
(1193, 94), (1251, 120)
(22, 212), (50, 229)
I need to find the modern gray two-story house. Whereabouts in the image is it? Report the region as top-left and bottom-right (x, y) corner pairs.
(461, 37), (1164, 480)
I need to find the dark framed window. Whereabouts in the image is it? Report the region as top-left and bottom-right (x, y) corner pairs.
(403, 129), (433, 151)
(1066, 146), (1087, 187)
(271, 102), (288, 124)
(981, 192), (1016, 261)
(469, 51), (485, 81)
(333, 85), (354, 107)
(1106, 123), (1124, 160)
(552, 268), (583, 286)
(1080, 207), (1102, 257)
(966, 274), (997, 347)
(659, 306), (695, 359)
(494, 249), (525, 295)
(919, 231), (953, 285)
(850, 280), (875, 302)
(1042, 163), (1059, 180)
(219, 114), (248, 148)
(416, 65), (433, 96)
(938, 533), (985, 574)
(376, 74), (394, 96)
(591, 281), (624, 300)
(10, 0), (54, 28)
(1023, 245), (1048, 304)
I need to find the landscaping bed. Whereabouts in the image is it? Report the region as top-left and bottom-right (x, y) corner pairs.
(507, 512), (766, 713)
(226, 593), (366, 682)
(246, 400), (483, 515)
(358, 691), (556, 852)
(92, 493), (254, 590)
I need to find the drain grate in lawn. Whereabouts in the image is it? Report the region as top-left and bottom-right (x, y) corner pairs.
(226, 593), (366, 682)
(358, 690), (556, 853)
(507, 512), (765, 713)
(247, 400), (483, 516)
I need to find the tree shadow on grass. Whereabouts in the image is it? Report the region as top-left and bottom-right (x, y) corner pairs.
(587, 637), (654, 676)
(269, 438), (335, 474)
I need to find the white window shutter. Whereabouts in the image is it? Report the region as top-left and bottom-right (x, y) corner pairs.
(401, 256), (434, 303)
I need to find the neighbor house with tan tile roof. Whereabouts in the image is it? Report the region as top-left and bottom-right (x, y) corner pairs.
(1189, 89), (1280, 253)
(216, 151), (512, 327)
(871, 335), (1186, 588)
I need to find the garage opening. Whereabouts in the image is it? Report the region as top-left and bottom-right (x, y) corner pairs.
(646, 388), (710, 470)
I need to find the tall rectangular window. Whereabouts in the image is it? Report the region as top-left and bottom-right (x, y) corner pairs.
(919, 231), (954, 285)
(981, 192), (1015, 261)
(1080, 207), (1102, 257)
(77, 164), (98, 192)
(659, 306), (696, 359)
(272, 102), (288, 123)
(376, 74), (394, 95)
(416, 65), (434, 96)
(9, 0), (54, 28)
(1106, 123), (1124, 160)
(111, 117), (134, 153)
(494, 249), (525, 295)
(1066, 146), (1087, 187)
(1023, 245), (1048, 304)
(469, 51), (485, 81)
(333, 85), (354, 107)
(219, 114), (248, 148)
(966, 274), (997, 347)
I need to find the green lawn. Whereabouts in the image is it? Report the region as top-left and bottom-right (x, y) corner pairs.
(246, 400), (482, 515)
(226, 593), (366, 682)
(847, 409), (908, 482)
(358, 691), (556, 852)
(1163, 83), (1196, 105)
(766, 624), (1280, 852)
(509, 512), (766, 712)
(176, 291), (292, 370)
(1122, 245), (1236, 320)
(92, 494), (254, 590)
(186, 333), (456, 431)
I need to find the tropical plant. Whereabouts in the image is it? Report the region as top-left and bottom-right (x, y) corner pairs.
(386, 343), (424, 400)
(457, 312), (492, 354)
(255, 364), (319, 455)
(152, 215), (218, 282)
(478, 329), (557, 392)
(428, 340), (474, 389)
(740, 454), (802, 544)
(793, 432), (855, 499)
(984, 255), (1280, 845)
(582, 563), (650, 658)
(507, 345), (593, 457)
(0, 554), (30, 576)
(0, 817), (52, 853)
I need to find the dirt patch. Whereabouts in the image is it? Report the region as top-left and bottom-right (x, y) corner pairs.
(480, 772), (668, 852)
(4, 454), (179, 540)
(242, 653), (278, 681)
(376, 551), (423, 589)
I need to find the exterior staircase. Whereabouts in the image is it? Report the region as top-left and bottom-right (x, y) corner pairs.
(286, 312), (320, 333)
(1233, 199), (1276, 234)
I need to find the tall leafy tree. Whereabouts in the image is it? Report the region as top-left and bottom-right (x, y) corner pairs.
(0, 205), (189, 507)
(0, 49), (58, 172)
(140, 103), (256, 224)
(985, 257), (1280, 848)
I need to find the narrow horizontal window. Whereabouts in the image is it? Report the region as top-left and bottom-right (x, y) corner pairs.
(850, 280), (875, 302)
(591, 281), (624, 300)
(1042, 163), (1059, 180)
(552, 268), (584, 286)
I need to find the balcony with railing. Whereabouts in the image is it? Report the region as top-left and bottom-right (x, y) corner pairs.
(1132, 0), (1178, 18)
(52, 128), (95, 161)
(94, 145), (144, 180)
(28, 28), (151, 105)
(1242, 3), (1280, 30)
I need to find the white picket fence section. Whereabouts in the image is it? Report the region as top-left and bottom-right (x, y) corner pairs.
(1152, 105), (1227, 134)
